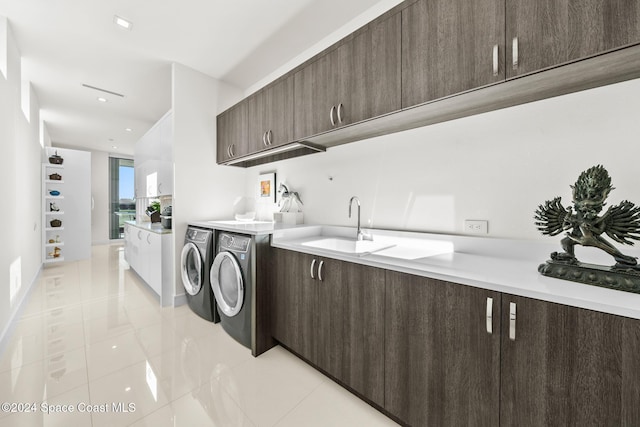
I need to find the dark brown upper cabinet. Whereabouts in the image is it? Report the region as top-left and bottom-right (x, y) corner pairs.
(506, 0), (640, 78)
(217, 0), (640, 167)
(500, 294), (640, 426)
(247, 76), (294, 152)
(385, 271), (501, 426)
(216, 101), (248, 163)
(293, 12), (401, 140)
(402, 0), (506, 109)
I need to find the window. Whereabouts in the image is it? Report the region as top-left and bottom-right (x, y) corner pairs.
(109, 157), (134, 239)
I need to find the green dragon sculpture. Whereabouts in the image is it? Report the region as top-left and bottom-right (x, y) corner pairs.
(535, 165), (640, 268)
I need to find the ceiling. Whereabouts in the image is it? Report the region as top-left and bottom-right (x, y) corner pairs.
(0, 0), (385, 156)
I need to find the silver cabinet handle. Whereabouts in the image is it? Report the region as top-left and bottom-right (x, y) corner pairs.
(227, 145), (232, 157)
(329, 106), (336, 126)
(310, 259), (316, 279)
(158, 183), (162, 194)
(137, 230), (142, 240)
(229, 143), (235, 157)
(492, 44), (499, 76)
(318, 260), (324, 282)
(486, 297), (493, 334)
(509, 302), (517, 340)
(337, 103), (343, 124)
(262, 131), (267, 147)
(512, 37), (518, 70)
(267, 130), (272, 145)
(147, 234), (151, 244)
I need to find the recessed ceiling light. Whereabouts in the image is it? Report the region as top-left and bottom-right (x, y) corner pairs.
(125, 128), (132, 132)
(97, 97), (108, 103)
(114, 15), (133, 30)
(112, 145), (118, 149)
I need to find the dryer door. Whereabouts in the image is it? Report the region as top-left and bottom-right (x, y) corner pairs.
(210, 251), (244, 317)
(181, 242), (203, 296)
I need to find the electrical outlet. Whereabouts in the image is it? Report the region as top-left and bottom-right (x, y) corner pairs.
(464, 220), (488, 234)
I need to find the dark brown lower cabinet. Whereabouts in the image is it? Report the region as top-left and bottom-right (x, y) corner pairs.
(500, 294), (640, 427)
(270, 248), (385, 405)
(318, 258), (385, 406)
(384, 271), (501, 426)
(272, 249), (640, 426)
(271, 249), (316, 363)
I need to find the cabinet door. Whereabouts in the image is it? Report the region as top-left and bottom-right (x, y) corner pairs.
(506, 0), (640, 78)
(141, 125), (161, 198)
(385, 271), (501, 426)
(216, 101), (248, 163)
(134, 144), (147, 200)
(138, 230), (150, 284)
(344, 12), (401, 126)
(293, 13), (401, 140)
(271, 249), (317, 364)
(402, 0), (505, 108)
(500, 294), (640, 426)
(124, 225), (131, 263)
(146, 232), (162, 296)
(317, 259), (385, 407)
(157, 112), (173, 196)
(131, 227), (143, 276)
(248, 76), (294, 151)
(293, 49), (337, 139)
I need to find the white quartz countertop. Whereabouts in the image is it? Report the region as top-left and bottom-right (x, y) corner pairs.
(188, 219), (305, 236)
(271, 225), (640, 320)
(125, 220), (172, 235)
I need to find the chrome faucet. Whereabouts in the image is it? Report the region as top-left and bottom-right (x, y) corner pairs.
(348, 196), (372, 241)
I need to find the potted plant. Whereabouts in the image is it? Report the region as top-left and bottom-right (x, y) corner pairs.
(146, 201), (161, 223)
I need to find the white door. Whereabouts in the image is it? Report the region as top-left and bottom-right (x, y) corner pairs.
(181, 243), (202, 296)
(210, 252), (244, 317)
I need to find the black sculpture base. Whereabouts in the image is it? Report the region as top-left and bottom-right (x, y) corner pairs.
(539, 258), (640, 295)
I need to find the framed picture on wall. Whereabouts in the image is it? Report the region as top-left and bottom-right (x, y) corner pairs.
(258, 173), (276, 203)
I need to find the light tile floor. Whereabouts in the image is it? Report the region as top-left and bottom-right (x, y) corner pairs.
(0, 244), (398, 426)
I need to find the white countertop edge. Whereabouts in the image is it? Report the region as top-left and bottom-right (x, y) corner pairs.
(188, 220), (304, 236)
(271, 226), (640, 320)
(125, 220), (172, 235)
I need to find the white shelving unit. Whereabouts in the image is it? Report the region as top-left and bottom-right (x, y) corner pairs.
(43, 162), (65, 263)
(42, 147), (91, 264)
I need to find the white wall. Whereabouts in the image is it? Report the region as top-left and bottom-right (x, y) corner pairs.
(246, 78), (640, 240)
(172, 63), (246, 301)
(0, 21), (43, 347)
(90, 150), (109, 244)
(0, 16), (6, 79)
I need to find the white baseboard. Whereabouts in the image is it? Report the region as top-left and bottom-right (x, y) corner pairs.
(0, 264), (43, 356)
(174, 293), (187, 307)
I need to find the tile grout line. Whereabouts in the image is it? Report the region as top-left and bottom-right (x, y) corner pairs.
(268, 377), (327, 427)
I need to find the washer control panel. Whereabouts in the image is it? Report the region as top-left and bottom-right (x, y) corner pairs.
(186, 227), (210, 243)
(219, 233), (251, 252)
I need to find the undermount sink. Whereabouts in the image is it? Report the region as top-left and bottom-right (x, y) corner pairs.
(301, 237), (394, 255)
